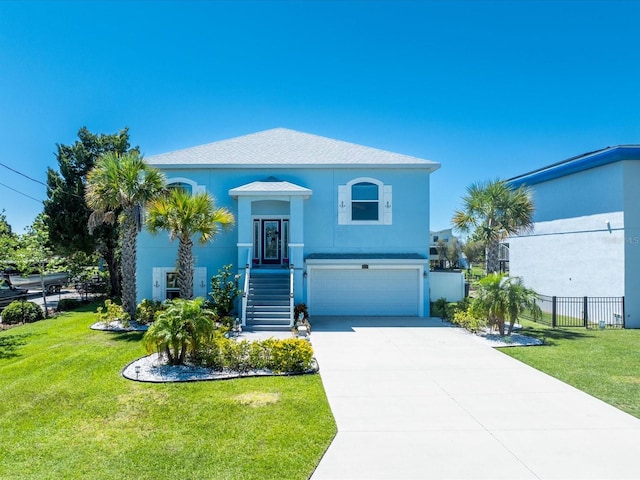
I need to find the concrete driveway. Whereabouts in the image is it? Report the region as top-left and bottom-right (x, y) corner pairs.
(309, 317), (640, 480)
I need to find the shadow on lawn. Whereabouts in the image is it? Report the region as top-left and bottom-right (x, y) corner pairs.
(522, 325), (594, 346)
(108, 330), (145, 343)
(0, 332), (31, 359)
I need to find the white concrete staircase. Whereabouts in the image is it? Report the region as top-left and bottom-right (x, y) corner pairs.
(245, 271), (292, 331)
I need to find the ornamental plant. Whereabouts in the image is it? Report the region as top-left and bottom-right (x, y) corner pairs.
(208, 264), (241, 317)
(95, 299), (130, 328)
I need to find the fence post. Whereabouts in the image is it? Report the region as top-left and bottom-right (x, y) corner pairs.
(552, 296), (557, 328)
(583, 296), (588, 328)
(622, 296), (626, 328)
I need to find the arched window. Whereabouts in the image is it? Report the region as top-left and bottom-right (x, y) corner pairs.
(338, 177), (392, 225)
(351, 181), (379, 221)
(165, 177), (204, 195)
(167, 182), (193, 194)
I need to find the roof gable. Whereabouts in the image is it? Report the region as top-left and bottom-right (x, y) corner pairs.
(146, 128), (440, 170)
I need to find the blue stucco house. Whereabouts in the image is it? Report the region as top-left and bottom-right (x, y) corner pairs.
(138, 128), (440, 327)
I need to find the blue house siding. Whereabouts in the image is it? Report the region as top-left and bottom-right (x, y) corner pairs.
(138, 128), (439, 318)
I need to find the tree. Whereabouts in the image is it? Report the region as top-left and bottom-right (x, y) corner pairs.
(474, 273), (541, 336)
(447, 238), (462, 269)
(12, 214), (63, 317)
(452, 179), (534, 273)
(462, 239), (485, 270)
(44, 127), (138, 297)
(142, 298), (216, 365)
(146, 188), (235, 299)
(85, 152), (165, 319)
(0, 210), (18, 271)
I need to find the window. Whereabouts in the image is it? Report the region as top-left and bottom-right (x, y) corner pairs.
(338, 177), (392, 225)
(167, 182), (192, 194)
(351, 182), (379, 221)
(165, 177), (205, 195)
(166, 272), (180, 299)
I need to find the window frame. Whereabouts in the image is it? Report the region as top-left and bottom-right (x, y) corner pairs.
(338, 177), (392, 226)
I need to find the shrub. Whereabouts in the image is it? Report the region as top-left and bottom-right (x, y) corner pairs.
(135, 299), (165, 324)
(207, 264), (241, 317)
(2, 301), (44, 324)
(192, 335), (314, 374)
(431, 297), (448, 318)
(451, 301), (488, 334)
(95, 299), (130, 328)
(269, 338), (314, 373)
(56, 298), (84, 312)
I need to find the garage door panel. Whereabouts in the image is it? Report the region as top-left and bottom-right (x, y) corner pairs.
(309, 268), (420, 316)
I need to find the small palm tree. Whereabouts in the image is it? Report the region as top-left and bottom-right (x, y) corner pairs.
(142, 298), (215, 365)
(474, 273), (541, 336)
(85, 152), (166, 318)
(146, 188), (235, 299)
(452, 179), (534, 274)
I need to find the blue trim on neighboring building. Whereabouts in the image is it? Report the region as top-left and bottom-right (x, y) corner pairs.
(507, 145), (640, 188)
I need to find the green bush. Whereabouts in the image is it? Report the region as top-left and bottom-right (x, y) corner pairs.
(56, 298), (84, 312)
(207, 264), (241, 317)
(95, 299), (130, 328)
(269, 338), (314, 373)
(451, 301), (488, 333)
(1, 301), (44, 324)
(192, 335), (314, 374)
(431, 297), (448, 318)
(135, 299), (165, 324)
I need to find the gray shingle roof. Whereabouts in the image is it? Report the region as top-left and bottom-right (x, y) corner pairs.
(146, 128), (440, 170)
(229, 179), (312, 198)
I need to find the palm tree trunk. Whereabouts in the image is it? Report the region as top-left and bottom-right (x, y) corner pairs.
(120, 207), (138, 319)
(486, 241), (500, 274)
(177, 237), (194, 299)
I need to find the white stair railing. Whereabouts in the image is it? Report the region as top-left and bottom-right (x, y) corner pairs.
(241, 248), (252, 327)
(289, 246), (295, 327)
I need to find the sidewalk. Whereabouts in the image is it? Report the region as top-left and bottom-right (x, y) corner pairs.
(309, 317), (640, 480)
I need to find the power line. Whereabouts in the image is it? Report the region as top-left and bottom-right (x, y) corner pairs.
(0, 182), (43, 203)
(0, 162), (47, 187)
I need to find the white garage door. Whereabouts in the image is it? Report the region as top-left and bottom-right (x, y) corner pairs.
(309, 267), (420, 316)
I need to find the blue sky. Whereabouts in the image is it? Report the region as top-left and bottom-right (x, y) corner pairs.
(1, 0), (639, 234)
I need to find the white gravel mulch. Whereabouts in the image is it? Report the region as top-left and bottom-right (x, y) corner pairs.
(90, 320), (149, 332)
(121, 352), (319, 383)
(467, 325), (543, 348)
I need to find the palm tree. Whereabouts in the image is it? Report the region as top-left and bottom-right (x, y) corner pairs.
(146, 187), (235, 299)
(452, 179), (534, 274)
(85, 152), (165, 318)
(142, 298), (216, 365)
(474, 273), (541, 336)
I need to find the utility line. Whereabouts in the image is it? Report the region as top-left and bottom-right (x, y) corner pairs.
(0, 182), (43, 203)
(0, 162), (48, 187)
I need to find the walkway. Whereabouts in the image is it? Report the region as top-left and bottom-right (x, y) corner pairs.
(309, 317), (640, 480)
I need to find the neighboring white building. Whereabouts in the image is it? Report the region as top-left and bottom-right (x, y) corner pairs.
(507, 145), (640, 328)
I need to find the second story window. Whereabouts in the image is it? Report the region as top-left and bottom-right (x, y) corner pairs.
(338, 177), (392, 225)
(351, 182), (379, 221)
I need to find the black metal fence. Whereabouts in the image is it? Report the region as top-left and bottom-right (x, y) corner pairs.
(520, 294), (625, 329)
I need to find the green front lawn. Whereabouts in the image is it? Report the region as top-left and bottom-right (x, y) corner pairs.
(0, 305), (336, 480)
(501, 320), (640, 419)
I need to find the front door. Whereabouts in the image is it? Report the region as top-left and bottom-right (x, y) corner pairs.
(262, 220), (281, 264)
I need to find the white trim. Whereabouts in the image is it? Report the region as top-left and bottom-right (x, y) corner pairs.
(237, 243), (253, 247)
(288, 243), (304, 247)
(339, 177), (392, 226)
(166, 177), (205, 194)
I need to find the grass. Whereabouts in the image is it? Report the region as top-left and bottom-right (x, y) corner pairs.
(500, 319), (640, 419)
(0, 304), (336, 480)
